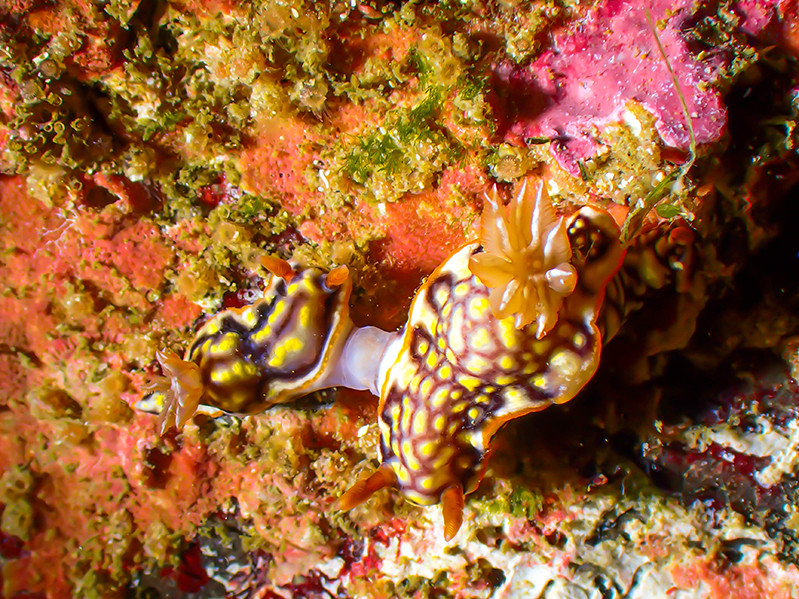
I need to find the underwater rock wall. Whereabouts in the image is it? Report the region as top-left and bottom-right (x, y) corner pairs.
(2, 0), (799, 597)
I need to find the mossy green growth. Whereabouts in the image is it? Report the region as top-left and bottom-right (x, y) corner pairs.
(482, 485), (544, 520)
(340, 89), (460, 203)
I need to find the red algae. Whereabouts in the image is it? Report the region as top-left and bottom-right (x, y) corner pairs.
(671, 559), (793, 599)
(494, 0), (771, 175)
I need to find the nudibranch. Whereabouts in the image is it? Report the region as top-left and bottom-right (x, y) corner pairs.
(143, 259), (366, 434)
(144, 178), (626, 540)
(337, 180), (625, 539)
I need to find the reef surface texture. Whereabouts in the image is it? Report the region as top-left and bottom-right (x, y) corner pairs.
(3, 0), (799, 597)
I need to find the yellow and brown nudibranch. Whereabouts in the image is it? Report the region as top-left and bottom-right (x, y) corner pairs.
(337, 180), (625, 539)
(143, 259), (365, 434)
(143, 178), (627, 540)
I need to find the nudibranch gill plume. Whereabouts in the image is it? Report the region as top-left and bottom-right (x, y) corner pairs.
(143, 179), (626, 540)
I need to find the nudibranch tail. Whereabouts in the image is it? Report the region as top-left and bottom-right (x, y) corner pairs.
(441, 484), (464, 541)
(469, 178), (577, 336)
(144, 350), (204, 435)
(336, 464), (397, 511)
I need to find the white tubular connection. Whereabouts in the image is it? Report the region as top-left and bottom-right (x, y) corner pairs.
(326, 325), (399, 396)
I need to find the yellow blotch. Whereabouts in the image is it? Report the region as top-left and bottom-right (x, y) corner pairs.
(496, 374), (515, 386)
(432, 446), (455, 469)
(298, 305), (312, 327)
(210, 367), (234, 384)
(465, 355), (490, 374)
(202, 321), (220, 336)
(446, 349), (457, 363)
(241, 307), (258, 328)
(420, 378), (433, 397)
(533, 338), (552, 355)
(390, 403), (401, 423)
(267, 300), (286, 324)
(522, 357), (540, 375)
(499, 355), (515, 370)
(468, 407), (480, 420)
(476, 395), (489, 404)
(438, 364), (453, 380)
(230, 362), (255, 379)
(470, 327), (490, 350)
(437, 338), (448, 350)
(283, 337), (304, 354)
(452, 402), (467, 414)
(451, 390), (463, 400)
(434, 414), (446, 431)
(412, 410), (429, 435)
(503, 387), (527, 410)
(211, 334), (238, 356)
(267, 345), (286, 367)
(425, 352), (439, 369)
(441, 304), (453, 319)
(401, 439), (414, 458)
(431, 388), (449, 409)
(454, 282), (470, 297)
(448, 306), (466, 353)
(434, 287), (449, 307)
(287, 282), (300, 294)
(201, 339), (213, 354)
(532, 374), (547, 389)
(417, 338), (430, 355)
(468, 297), (490, 320)
(419, 476), (435, 490)
(420, 441), (435, 457)
(401, 405), (413, 433)
(573, 332), (587, 349)
(251, 325), (273, 345)
(410, 375), (423, 395)
(457, 375), (482, 392)
(497, 318), (518, 349)
(395, 464), (411, 484)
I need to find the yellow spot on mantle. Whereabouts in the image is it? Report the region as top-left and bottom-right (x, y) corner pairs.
(211, 334), (238, 356)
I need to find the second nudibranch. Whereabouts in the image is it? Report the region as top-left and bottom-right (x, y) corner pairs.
(145, 259), (368, 434)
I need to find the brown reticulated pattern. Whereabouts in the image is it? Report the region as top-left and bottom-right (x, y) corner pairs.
(379, 243), (600, 505)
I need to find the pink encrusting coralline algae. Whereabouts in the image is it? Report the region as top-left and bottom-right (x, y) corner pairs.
(494, 0), (779, 176)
